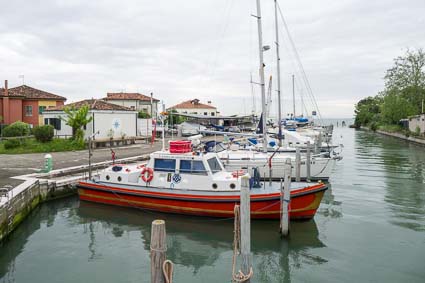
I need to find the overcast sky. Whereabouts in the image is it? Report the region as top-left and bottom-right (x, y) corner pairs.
(1, 0), (424, 118)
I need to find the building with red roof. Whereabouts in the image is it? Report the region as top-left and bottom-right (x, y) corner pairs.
(167, 99), (218, 116)
(103, 92), (159, 117)
(0, 80), (66, 127)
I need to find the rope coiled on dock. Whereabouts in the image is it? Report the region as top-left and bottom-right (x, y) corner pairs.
(232, 205), (253, 283)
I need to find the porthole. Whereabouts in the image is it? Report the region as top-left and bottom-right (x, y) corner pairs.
(212, 183), (218, 189)
(230, 183), (236, 189)
(117, 176), (122, 182)
(106, 175), (110, 180)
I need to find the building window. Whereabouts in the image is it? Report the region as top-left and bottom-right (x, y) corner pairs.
(154, 159), (176, 172)
(211, 112), (215, 116)
(44, 118), (61, 130)
(180, 160), (207, 175)
(25, 106), (33, 116)
(130, 106), (135, 110)
(204, 112), (208, 116)
(38, 106), (46, 114)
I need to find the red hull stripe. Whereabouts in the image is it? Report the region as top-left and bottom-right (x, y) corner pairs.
(76, 182), (327, 202)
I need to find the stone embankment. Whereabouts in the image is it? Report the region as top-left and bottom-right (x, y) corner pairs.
(0, 154), (150, 242)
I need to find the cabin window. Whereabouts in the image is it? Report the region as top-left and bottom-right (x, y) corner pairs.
(154, 159), (176, 172)
(207, 157), (222, 173)
(180, 160), (207, 175)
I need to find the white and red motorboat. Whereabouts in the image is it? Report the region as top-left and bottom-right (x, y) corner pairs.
(77, 141), (328, 220)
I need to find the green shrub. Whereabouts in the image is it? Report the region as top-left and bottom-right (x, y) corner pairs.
(370, 122), (378, 132)
(33, 125), (54, 142)
(4, 139), (21, 149)
(3, 121), (31, 137)
(138, 111), (150, 118)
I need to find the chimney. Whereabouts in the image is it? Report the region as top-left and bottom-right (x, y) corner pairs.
(4, 80), (8, 96)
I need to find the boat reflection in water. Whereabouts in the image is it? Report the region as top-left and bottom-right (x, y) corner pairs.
(78, 201), (327, 280)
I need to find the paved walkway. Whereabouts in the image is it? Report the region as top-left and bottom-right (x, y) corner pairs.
(0, 140), (166, 187)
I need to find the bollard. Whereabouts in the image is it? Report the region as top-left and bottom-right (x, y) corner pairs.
(44, 154), (53, 173)
(295, 147), (301, 182)
(151, 220), (167, 283)
(306, 141), (311, 182)
(281, 158), (291, 236)
(240, 175), (252, 282)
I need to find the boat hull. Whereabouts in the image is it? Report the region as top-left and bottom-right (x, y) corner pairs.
(77, 182), (327, 220)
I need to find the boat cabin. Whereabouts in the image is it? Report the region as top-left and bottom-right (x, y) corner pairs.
(98, 148), (245, 192)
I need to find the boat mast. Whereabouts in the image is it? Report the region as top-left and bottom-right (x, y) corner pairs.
(292, 74), (296, 118)
(274, 0), (282, 146)
(255, 0), (268, 153)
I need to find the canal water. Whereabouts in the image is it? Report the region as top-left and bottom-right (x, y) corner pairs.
(0, 127), (424, 283)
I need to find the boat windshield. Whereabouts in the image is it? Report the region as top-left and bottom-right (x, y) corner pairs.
(213, 143), (227, 153)
(208, 157), (223, 174)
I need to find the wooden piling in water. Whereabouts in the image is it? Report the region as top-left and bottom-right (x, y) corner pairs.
(240, 176), (251, 282)
(151, 219), (167, 283)
(306, 141), (311, 182)
(281, 158), (291, 236)
(295, 147), (301, 182)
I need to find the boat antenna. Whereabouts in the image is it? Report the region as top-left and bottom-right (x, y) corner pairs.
(254, 0), (268, 153)
(274, 0), (283, 146)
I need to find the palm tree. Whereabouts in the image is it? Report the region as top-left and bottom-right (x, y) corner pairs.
(62, 105), (93, 140)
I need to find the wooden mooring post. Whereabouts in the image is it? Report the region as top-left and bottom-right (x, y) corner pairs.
(151, 220), (167, 283)
(280, 158), (291, 236)
(306, 141), (311, 182)
(295, 147), (301, 182)
(240, 176), (252, 282)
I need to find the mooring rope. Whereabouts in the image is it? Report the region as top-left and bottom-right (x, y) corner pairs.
(231, 205), (253, 283)
(162, 259), (174, 283)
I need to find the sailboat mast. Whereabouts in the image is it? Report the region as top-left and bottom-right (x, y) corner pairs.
(292, 74), (296, 118)
(255, 0), (268, 153)
(274, 0), (282, 146)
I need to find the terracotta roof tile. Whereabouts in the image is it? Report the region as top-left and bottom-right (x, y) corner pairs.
(46, 99), (134, 111)
(105, 92), (159, 102)
(168, 99), (216, 110)
(1, 85), (66, 100)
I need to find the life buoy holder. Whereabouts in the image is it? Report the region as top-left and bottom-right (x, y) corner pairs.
(141, 167), (154, 183)
(232, 170), (245, 178)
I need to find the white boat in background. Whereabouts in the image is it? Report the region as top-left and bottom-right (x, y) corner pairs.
(179, 122), (207, 136)
(216, 147), (336, 181)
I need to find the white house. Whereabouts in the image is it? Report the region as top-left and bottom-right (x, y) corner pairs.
(167, 99), (218, 116)
(103, 92), (159, 118)
(408, 114), (425, 134)
(43, 99), (139, 139)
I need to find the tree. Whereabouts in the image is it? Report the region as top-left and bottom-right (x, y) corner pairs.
(384, 49), (425, 114)
(61, 105), (93, 140)
(381, 91), (416, 124)
(138, 111), (151, 119)
(354, 95), (382, 126)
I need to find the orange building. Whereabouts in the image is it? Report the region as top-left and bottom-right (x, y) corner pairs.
(0, 80), (66, 127)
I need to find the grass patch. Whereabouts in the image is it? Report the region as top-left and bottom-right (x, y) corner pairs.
(0, 138), (86, 154)
(377, 124), (403, 133)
